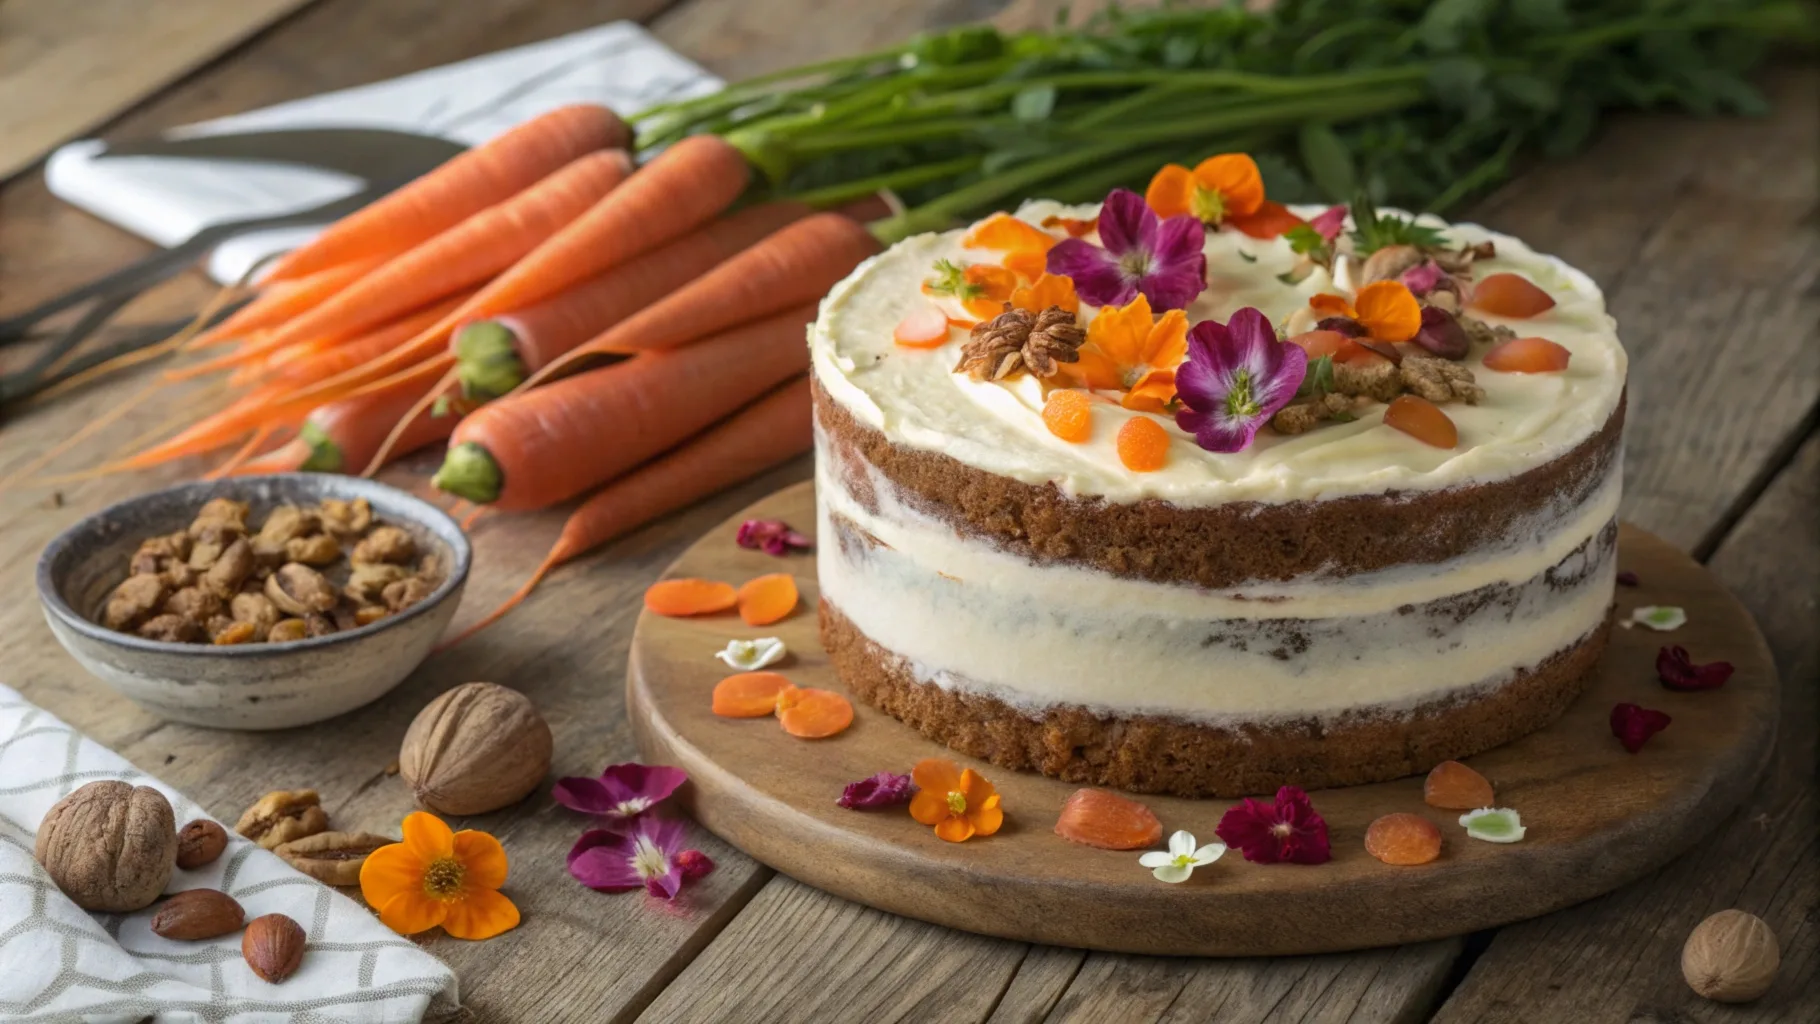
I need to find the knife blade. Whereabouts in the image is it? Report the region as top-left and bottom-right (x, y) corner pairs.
(95, 126), (467, 182)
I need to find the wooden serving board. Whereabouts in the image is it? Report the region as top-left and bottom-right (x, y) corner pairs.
(627, 482), (1779, 956)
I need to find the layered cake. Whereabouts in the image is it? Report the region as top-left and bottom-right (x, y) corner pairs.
(811, 167), (1625, 797)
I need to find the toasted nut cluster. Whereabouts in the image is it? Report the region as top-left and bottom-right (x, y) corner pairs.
(101, 496), (442, 645)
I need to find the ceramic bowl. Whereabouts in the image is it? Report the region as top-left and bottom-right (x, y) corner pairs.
(36, 474), (470, 730)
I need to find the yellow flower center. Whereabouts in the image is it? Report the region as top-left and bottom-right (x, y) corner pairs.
(946, 791), (968, 815)
(422, 856), (466, 900)
(1190, 185), (1228, 225)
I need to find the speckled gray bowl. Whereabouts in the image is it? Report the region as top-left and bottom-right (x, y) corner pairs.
(37, 474), (469, 730)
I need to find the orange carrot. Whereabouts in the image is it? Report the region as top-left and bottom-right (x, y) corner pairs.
(185, 259), (381, 350)
(242, 151), (631, 361)
(280, 134), (752, 407)
(269, 290), (474, 387)
(449, 201), (810, 398)
(436, 376), (812, 648)
(522, 212), (878, 388)
(231, 366), (461, 475)
(261, 104), (629, 284)
(433, 304), (812, 510)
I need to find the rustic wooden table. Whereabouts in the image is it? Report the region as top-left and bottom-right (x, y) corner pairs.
(1, 2), (1814, 1021)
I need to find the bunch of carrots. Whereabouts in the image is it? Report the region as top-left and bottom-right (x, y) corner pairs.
(22, 104), (881, 643)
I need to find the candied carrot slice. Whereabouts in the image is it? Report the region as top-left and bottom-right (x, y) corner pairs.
(645, 578), (737, 616)
(1483, 336), (1571, 373)
(1054, 788), (1163, 850)
(1117, 415), (1170, 471)
(894, 303), (952, 348)
(1469, 273), (1556, 318)
(1364, 813), (1443, 865)
(736, 573), (798, 626)
(1423, 760), (1495, 810)
(712, 672), (797, 717)
(776, 687), (853, 738)
(1383, 394), (1458, 449)
(1043, 389), (1093, 442)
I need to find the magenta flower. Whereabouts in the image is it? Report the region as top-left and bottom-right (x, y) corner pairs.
(1174, 307), (1306, 453)
(1611, 702), (1672, 753)
(1401, 260), (1447, 296)
(675, 849), (716, 882)
(1657, 646), (1734, 691)
(837, 772), (915, 810)
(553, 762), (688, 821)
(1045, 189), (1206, 310)
(1214, 786), (1331, 865)
(568, 818), (691, 898)
(737, 518), (812, 556)
(1308, 204), (1347, 242)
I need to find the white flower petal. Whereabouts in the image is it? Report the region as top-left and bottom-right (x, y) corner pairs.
(715, 637), (787, 670)
(1137, 851), (1174, 868)
(1151, 862), (1193, 884)
(1167, 829), (1197, 858)
(1630, 606), (1686, 632)
(1459, 807), (1526, 843)
(1191, 843), (1227, 866)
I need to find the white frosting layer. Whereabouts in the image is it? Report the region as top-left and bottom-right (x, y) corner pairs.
(817, 450), (1618, 722)
(811, 202), (1627, 506)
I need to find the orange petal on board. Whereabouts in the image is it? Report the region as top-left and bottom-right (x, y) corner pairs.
(1423, 760), (1496, 810)
(1117, 415), (1170, 472)
(1054, 788), (1163, 850)
(963, 213), (1055, 254)
(1482, 336), (1571, 373)
(1470, 273), (1556, 318)
(645, 578), (738, 616)
(713, 672), (797, 717)
(776, 687), (854, 738)
(894, 304), (952, 348)
(736, 573), (798, 626)
(1191, 153), (1266, 218)
(1226, 199), (1302, 239)
(1043, 389), (1094, 442)
(1352, 280), (1422, 342)
(1144, 163), (1197, 220)
(1383, 394), (1458, 449)
(1010, 273), (1079, 315)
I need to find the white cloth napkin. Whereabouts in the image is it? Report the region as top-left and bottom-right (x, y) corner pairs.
(0, 685), (457, 1023)
(44, 21), (720, 283)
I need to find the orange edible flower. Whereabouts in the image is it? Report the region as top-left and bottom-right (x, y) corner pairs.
(1009, 273), (1080, 316)
(908, 757), (1003, 842)
(1226, 200), (1305, 240)
(359, 812), (519, 940)
(1064, 293), (1188, 411)
(1308, 281), (1422, 343)
(1145, 153), (1265, 228)
(1042, 213), (1099, 237)
(964, 212), (1056, 283)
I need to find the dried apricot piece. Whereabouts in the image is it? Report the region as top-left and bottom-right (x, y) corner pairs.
(1383, 394), (1458, 449)
(776, 688), (854, 738)
(645, 578), (737, 616)
(1117, 415), (1170, 472)
(712, 672), (796, 717)
(1364, 813), (1443, 865)
(1423, 760), (1495, 810)
(1043, 389), (1093, 443)
(1054, 788), (1163, 850)
(1469, 273), (1556, 318)
(1483, 336), (1571, 373)
(737, 573), (798, 626)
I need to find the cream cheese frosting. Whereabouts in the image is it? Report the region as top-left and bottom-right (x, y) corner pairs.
(811, 201), (1627, 507)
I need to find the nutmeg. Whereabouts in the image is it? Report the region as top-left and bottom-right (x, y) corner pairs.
(1683, 909), (1779, 1003)
(399, 682), (551, 815)
(34, 780), (176, 912)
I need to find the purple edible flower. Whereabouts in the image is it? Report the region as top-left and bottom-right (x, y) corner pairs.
(1657, 645), (1734, 691)
(1308, 204), (1348, 242)
(837, 771), (915, 810)
(1400, 259), (1447, 296)
(675, 849), (716, 882)
(1174, 308), (1306, 453)
(1617, 570), (1640, 587)
(737, 518), (812, 556)
(553, 762), (688, 821)
(1046, 189), (1206, 311)
(567, 817), (690, 898)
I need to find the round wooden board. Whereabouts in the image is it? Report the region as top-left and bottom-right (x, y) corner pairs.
(627, 482), (1779, 956)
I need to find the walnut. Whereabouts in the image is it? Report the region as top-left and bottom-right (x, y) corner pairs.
(1331, 358), (1404, 403)
(164, 586), (223, 623)
(285, 534), (340, 566)
(129, 534), (186, 576)
(352, 526), (415, 566)
(400, 682), (552, 814)
(257, 506), (318, 546)
(318, 498), (372, 540)
(194, 498), (250, 526)
(1359, 244), (1425, 285)
(954, 305), (1082, 382)
(138, 614), (203, 643)
(1459, 313), (1517, 348)
(163, 563), (199, 590)
(1271, 393), (1355, 435)
(249, 536), (288, 573)
(304, 613), (336, 638)
(266, 564), (338, 616)
(33, 780), (175, 911)
(231, 592), (280, 638)
(267, 619), (308, 643)
(1400, 353), (1484, 405)
(104, 574), (168, 631)
(345, 563), (407, 604)
(203, 537), (254, 598)
(382, 577), (435, 613)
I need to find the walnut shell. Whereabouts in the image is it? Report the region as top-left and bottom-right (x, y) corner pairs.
(399, 683), (551, 815)
(1683, 909), (1779, 1003)
(34, 781), (176, 912)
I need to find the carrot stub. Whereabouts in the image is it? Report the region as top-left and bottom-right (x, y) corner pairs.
(1042, 389), (1092, 442)
(644, 578), (737, 616)
(775, 688), (854, 739)
(712, 672), (797, 718)
(1116, 415), (1170, 471)
(736, 573), (798, 626)
(1054, 788), (1163, 850)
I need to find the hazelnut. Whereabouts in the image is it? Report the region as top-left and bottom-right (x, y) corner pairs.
(176, 819), (229, 869)
(243, 913), (306, 983)
(1684, 909), (1779, 1003)
(400, 683), (552, 815)
(33, 781), (176, 912)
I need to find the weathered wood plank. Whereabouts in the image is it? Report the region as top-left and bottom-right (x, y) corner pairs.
(0, 0), (316, 183)
(1431, 433), (1819, 1023)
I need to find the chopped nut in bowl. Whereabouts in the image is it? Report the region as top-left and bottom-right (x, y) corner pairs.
(36, 475), (470, 730)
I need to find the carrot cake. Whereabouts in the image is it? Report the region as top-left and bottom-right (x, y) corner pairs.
(810, 163), (1626, 797)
